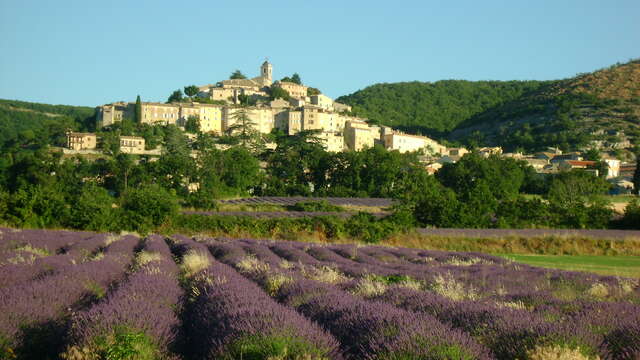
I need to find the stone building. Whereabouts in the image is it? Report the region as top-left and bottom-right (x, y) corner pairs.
(120, 136), (146, 154)
(310, 94), (333, 110)
(273, 81), (308, 99)
(96, 102), (132, 128)
(67, 132), (97, 150)
(383, 132), (446, 154)
(344, 120), (377, 151)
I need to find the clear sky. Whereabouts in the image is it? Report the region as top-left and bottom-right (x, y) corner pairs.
(1, 0), (638, 107)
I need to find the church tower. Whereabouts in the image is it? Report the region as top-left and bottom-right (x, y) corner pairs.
(260, 60), (272, 85)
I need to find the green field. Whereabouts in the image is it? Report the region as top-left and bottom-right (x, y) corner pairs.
(497, 254), (640, 278)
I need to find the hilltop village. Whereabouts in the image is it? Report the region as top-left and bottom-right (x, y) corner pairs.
(69, 61), (445, 155)
(64, 61), (635, 192)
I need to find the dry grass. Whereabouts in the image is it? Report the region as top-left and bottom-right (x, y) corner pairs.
(351, 278), (388, 298)
(382, 232), (640, 256)
(445, 256), (493, 266)
(16, 244), (51, 257)
(264, 273), (294, 296)
(104, 234), (121, 246)
(236, 255), (270, 275)
(6, 252), (38, 265)
(430, 272), (478, 301)
(136, 251), (163, 267)
(279, 260), (295, 269)
(526, 344), (598, 360)
(181, 250), (211, 278)
(496, 300), (530, 311)
(301, 265), (348, 284)
(586, 282), (610, 299)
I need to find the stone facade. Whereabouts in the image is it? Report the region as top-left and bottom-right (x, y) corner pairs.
(224, 106), (274, 135)
(67, 132), (97, 150)
(96, 102), (132, 127)
(273, 81), (308, 99)
(383, 132), (446, 154)
(344, 120), (376, 151)
(120, 136), (145, 154)
(310, 94), (333, 110)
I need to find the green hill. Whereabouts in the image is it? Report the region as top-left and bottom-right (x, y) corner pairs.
(336, 80), (552, 134)
(450, 60), (640, 152)
(337, 60), (640, 153)
(0, 99), (96, 147)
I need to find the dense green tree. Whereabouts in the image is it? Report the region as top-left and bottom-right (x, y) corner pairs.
(547, 170), (612, 228)
(436, 153), (525, 202)
(184, 85), (199, 98)
(583, 148), (600, 161)
(280, 73), (302, 85)
(230, 70), (247, 79)
(68, 183), (116, 231)
(225, 107), (264, 153)
(263, 130), (326, 195)
(269, 87), (290, 101)
(99, 132), (120, 156)
(4, 184), (70, 228)
(119, 184), (179, 232)
(412, 183), (461, 228)
(185, 115), (200, 133)
(167, 89), (183, 103)
(547, 170), (611, 204)
(634, 155), (640, 195)
(135, 95), (142, 123)
(307, 87), (321, 96)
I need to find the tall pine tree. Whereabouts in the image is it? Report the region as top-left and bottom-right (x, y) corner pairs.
(135, 95), (142, 123)
(633, 155), (640, 195)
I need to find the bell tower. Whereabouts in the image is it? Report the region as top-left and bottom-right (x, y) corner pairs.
(261, 59), (272, 85)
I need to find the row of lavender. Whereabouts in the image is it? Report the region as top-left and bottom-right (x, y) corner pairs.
(0, 229), (343, 359)
(204, 237), (640, 360)
(1, 227), (638, 359)
(218, 196), (393, 207)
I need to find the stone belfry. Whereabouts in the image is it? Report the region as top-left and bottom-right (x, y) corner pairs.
(261, 59), (272, 85)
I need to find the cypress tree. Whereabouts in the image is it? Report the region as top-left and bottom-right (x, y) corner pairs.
(135, 95), (142, 123)
(633, 155), (640, 195)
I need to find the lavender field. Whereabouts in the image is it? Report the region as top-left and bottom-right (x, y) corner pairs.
(0, 227), (639, 359)
(218, 196), (393, 207)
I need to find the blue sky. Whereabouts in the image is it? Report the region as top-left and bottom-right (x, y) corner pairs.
(1, 0), (638, 107)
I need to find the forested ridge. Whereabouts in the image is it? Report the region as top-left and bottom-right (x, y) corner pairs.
(0, 99), (96, 147)
(338, 59), (640, 152)
(336, 80), (550, 134)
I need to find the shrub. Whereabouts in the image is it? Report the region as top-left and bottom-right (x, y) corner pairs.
(119, 184), (179, 232)
(289, 200), (343, 212)
(618, 199), (640, 229)
(67, 183), (117, 231)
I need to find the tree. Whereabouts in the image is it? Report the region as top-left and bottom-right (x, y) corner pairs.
(225, 107), (263, 152)
(68, 183), (116, 231)
(281, 73), (302, 85)
(134, 95), (142, 123)
(307, 87), (321, 96)
(119, 184), (179, 232)
(269, 87), (290, 101)
(184, 85), (199, 98)
(230, 70), (247, 79)
(583, 148), (600, 161)
(167, 89), (183, 103)
(185, 115), (200, 133)
(634, 155), (640, 195)
(436, 153), (525, 202)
